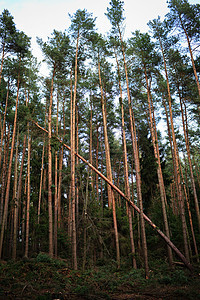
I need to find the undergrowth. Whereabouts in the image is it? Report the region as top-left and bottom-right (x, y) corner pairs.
(0, 254), (200, 299)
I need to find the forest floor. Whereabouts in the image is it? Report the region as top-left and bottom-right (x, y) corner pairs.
(0, 253), (200, 300)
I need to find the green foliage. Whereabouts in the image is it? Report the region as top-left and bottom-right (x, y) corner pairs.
(50, 135), (60, 151)
(167, 0), (200, 40)
(158, 269), (188, 285)
(105, 0), (125, 29)
(0, 259), (200, 299)
(36, 252), (52, 263)
(69, 9), (96, 39)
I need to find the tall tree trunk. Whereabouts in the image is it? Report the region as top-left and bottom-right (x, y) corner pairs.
(159, 38), (190, 262)
(0, 61), (21, 258)
(118, 26), (149, 278)
(115, 48), (136, 269)
(54, 93), (59, 258)
(179, 157), (199, 262)
(98, 54), (120, 268)
(25, 127), (31, 258)
(76, 104), (79, 231)
(181, 100), (200, 233)
(57, 94), (66, 229)
(12, 129), (19, 260)
(0, 79), (9, 169)
(0, 126), (10, 225)
(71, 33), (79, 270)
(95, 123), (99, 204)
(38, 102), (47, 224)
(144, 67), (173, 267)
(12, 134), (26, 260)
(48, 64), (56, 258)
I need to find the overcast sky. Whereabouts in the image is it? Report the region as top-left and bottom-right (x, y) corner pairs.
(0, 0), (198, 75)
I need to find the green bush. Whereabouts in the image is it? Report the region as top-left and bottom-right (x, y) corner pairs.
(36, 252), (52, 263)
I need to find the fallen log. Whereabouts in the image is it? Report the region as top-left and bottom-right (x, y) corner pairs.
(32, 120), (193, 272)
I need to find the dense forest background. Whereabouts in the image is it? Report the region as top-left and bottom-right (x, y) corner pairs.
(0, 0), (200, 288)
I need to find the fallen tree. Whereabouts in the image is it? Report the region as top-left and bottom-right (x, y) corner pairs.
(32, 120), (193, 272)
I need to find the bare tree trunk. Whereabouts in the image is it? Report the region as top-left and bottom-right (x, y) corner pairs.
(159, 38), (189, 262)
(12, 129), (19, 260)
(118, 27), (149, 278)
(0, 79), (9, 169)
(12, 134), (26, 260)
(71, 33), (79, 270)
(0, 63), (21, 258)
(48, 65), (56, 258)
(25, 127), (31, 258)
(144, 67), (173, 267)
(181, 100), (200, 233)
(95, 123), (99, 204)
(0, 126), (10, 225)
(115, 48), (136, 269)
(179, 158), (199, 262)
(54, 93), (59, 258)
(98, 55), (120, 268)
(89, 96), (94, 190)
(38, 102), (47, 224)
(76, 104), (79, 232)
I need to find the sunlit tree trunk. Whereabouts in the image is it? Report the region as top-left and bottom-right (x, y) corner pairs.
(115, 48), (136, 269)
(159, 38), (189, 261)
(71, 32), (79, 270)
(54, 93), (59, 258)
(118, 26), (149, 278)
(144, 67), (173, 267)
(25, 126), (31, 258)
(38, 102), (47, 224)
(98, 54), (120, 268)
(0, 126), (10, 225)
(0, 79), (9, 169)
(12, 134), (26, 260)
(0, 62), (21, 258)
(48, 64), (56, 258)
(181, 99), (200, 233)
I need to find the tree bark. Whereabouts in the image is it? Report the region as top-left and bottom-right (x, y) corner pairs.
(48, 64), (56, 258)
(98, 54), (120, 268)
(144, 67), (173, 267)
(118, 26), (149, 278)
(0, 62), (21, 258)
(159, 37), (189, 262)
(115, 48), (136, 269)
(25, 127), (31, 258)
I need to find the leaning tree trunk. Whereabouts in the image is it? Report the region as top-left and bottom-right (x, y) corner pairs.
(32, 119), (194, 273)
